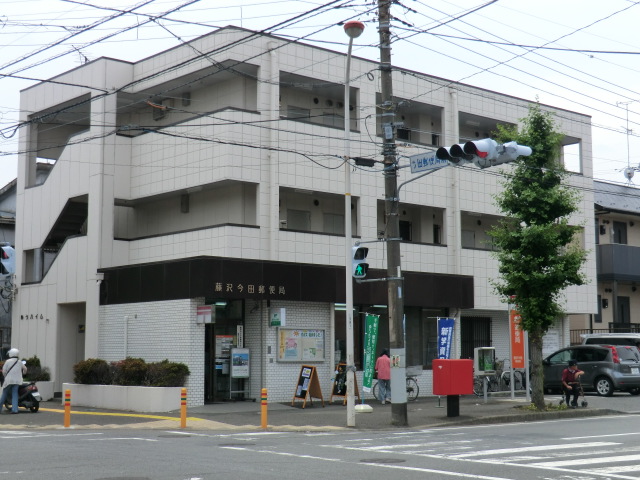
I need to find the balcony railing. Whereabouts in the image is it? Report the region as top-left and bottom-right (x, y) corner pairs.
(597, 243), (640, 281)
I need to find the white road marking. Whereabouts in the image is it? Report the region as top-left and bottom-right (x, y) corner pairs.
(563, 431), (640, 440)
(448, 442), (619, 458)
(531, 453), (640, 468)
(589, 465), (640, 474)
(86, 437), (158, 442)
(0, 432), (102, 439)
(221, 446), (516, 480)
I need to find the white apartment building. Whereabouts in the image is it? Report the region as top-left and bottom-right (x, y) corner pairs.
(14, 26), (596, 404)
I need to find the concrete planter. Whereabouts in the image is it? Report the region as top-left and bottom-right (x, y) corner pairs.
(62, 383), (182, 412)
(35, 381), (54, 401)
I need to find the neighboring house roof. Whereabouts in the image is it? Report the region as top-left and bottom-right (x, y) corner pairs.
(595, 180), (640, 215)
(0, 178), (16, 197)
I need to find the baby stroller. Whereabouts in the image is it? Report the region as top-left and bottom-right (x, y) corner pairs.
(559, 377), (588, 408)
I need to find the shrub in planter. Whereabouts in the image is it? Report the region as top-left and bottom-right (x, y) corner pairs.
(73, 358), (112, 385)
(146, 360), (190, 387)
(23, 355), (51, 382)
(111, 357), (147, 386)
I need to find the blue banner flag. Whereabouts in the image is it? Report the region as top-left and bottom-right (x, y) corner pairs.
(437, 317), (455, 359)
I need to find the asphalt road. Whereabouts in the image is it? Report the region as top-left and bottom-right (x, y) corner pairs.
(2, 413), (640, 479)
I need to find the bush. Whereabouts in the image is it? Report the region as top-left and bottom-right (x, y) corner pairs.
(111, 357), (147, 386)
(72, 357), (190, 387)
(23, 355), (51, 382)
(73, 358), (112, 385)
(146, 360), (190, 387)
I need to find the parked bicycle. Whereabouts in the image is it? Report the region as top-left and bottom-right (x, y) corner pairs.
(474, 359), (529, 396)
(372, 366), (421, 401)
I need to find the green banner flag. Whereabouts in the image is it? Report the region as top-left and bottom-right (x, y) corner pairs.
(362, 313), (379, 393)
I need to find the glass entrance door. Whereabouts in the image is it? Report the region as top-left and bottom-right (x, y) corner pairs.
(204, 300), (244, 403)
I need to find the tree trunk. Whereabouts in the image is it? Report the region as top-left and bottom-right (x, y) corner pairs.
(529, 330), (546, 410)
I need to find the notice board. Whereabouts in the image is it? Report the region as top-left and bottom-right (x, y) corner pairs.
(291, 365), (324, 408)
(329, 363), (360, 405)
(278, 328), (325, 362)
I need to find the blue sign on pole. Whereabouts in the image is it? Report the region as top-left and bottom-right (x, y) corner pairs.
(437, 317), (455, 359)
(409, 153), (449, 173)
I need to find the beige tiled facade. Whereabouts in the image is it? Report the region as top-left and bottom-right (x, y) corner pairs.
(14, 27), (596, 403)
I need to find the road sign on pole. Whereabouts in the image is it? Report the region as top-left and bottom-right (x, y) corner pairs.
(409, 152), (449, 173)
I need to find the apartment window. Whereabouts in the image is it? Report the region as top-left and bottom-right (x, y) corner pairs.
(399, 220), (412, 242)
(287, 209), (311, 231)
(461, 317), (491, 359)
(613, 221), (628, 244)
(595, 295), (602, 323)
(322, 112), (342, 128)
(461, 230), (475, 249)
(323, 213), (344, 235)
(618, 296), (631, 324)
(433, 224), (442, 245)
(286, 105), (310, 120)
(397, 127), (410, 141)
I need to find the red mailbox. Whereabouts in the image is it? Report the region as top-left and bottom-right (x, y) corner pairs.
(432, 359), (474, 396)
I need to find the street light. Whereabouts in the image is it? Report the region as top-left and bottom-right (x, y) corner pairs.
(343, 19), (364, 428)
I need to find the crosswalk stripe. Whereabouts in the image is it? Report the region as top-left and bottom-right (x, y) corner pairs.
(449, 442), (619, 458)
(530, 453), (640, 467)
(589, 465), (640, 474)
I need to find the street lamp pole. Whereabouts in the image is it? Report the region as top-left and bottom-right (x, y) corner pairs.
(343, 20), (364, 428)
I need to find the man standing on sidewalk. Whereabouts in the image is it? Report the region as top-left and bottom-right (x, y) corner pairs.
(375, 349), (391, 404)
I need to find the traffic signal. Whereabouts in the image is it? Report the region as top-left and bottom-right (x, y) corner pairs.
(352, 245), (369, 279)
(436, 139), (532, 169)
(0, 244), (15, 276)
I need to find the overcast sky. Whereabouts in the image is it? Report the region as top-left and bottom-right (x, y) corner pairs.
(2, 0), (640, 190)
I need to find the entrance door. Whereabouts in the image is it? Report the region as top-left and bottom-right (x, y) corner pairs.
(204, 300), (244, 403)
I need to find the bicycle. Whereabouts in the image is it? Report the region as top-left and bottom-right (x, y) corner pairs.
(473, 359), (502, 396)
(501, 369), (526, 391)
(473, 373), (500, 396)
(499, 359), (528, 391)
(372, 372), (420, 401)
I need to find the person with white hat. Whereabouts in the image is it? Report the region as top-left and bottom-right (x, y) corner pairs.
(0, 348), (27, 414)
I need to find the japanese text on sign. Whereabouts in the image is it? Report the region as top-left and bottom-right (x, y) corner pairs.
(409, 153), (450, 173)
(437, 317), (455, 359)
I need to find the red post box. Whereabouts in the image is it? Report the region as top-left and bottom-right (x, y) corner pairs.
(432, 359), (474, 396)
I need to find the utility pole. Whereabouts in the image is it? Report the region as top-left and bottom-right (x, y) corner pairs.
(378, 0), (407, 426)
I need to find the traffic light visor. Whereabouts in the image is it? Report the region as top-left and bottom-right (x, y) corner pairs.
(353, 246), (368, 259)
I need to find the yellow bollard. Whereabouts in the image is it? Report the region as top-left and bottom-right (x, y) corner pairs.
(261, 388), (268, 429)
(180, 388), (187, 429)
(64, 389), (71, 428)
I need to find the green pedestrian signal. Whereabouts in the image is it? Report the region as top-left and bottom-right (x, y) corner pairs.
(352, 246), (369, 279)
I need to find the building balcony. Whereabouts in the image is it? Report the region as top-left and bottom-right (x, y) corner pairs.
(597, 243), (640, 282)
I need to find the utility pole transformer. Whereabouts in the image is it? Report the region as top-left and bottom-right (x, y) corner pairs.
(378, 0), (408, 426)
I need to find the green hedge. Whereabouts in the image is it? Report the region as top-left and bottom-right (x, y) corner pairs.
(73, 357), (190, 387)
(23, 355), (51, 382)
(1, 356), (51, 383)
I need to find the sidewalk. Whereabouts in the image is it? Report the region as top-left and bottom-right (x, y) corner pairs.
(0, 393), (627, 431)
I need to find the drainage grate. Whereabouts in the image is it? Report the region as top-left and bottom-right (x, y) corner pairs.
(158, 434), (191, 438)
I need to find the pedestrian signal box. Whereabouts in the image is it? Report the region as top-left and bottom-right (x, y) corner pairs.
(473, 347), (496, 375)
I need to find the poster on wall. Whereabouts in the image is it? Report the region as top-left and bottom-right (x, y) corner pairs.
(231, 348), (250, 378)
(277, 328), (325, 362)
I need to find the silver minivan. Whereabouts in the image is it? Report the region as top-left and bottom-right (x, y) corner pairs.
(581, 333), (640, 347)
(543, 344), (640, 396)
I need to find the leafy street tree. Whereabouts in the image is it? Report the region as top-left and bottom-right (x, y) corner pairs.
(489, 104), (588, 410)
